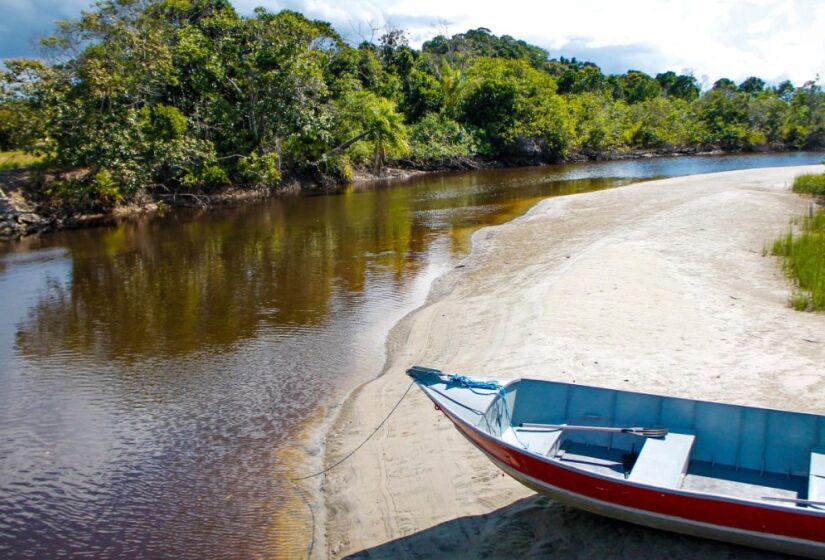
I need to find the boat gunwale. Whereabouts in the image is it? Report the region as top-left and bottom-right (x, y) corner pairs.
(489, 453), (825, 556)
(417, 380), (825, 520)
(502, 375), (825, 422)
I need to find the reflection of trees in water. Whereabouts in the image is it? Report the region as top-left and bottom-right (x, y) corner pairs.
(13, 171), (622, 362)
(15, 187), (426, 360)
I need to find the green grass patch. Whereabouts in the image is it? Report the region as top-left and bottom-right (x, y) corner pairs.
(0, 150), (44, 172)
(772, 211), (825, 311)
(792, 173), (825, 196)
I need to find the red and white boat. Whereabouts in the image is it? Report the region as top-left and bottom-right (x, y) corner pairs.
(407, 366), (825, 558)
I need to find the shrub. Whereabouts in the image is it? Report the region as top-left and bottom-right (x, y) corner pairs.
(409, 114), (478, 161)
(772, 211), (825, 310)
(792, 173), (825, 196)
(47, 168), (123, 209)
(237, 152), (282, 187)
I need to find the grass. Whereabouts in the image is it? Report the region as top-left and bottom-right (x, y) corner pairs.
(0, 150), (44, 172)
(792, 173), (825, 196)
(771, 211), (825, 311)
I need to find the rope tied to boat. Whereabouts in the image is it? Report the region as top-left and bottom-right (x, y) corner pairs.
(438, 374), (529, 449)
(445, 374), (503, 392)
(294, 373), (508, 482)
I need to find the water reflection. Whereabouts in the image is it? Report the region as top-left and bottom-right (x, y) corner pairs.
(13, 173), (626, 361)
(0, 152), (822, 559)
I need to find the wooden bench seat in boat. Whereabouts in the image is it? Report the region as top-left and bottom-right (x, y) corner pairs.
(502, 427), (563, 457)
(628, 432), (695, 488)
(810, 447), (825, 506)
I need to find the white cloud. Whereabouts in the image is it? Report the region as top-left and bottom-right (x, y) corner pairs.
(249, 0), (825, 84)
(5, 0), (824, 85)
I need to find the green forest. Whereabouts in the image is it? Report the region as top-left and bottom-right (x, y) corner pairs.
(2, 0), (824, 207)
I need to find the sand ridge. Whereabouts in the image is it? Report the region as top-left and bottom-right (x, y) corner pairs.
(321, 165), (825, 559)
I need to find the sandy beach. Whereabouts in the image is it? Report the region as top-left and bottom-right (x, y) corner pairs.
(319, 164), (825, 559)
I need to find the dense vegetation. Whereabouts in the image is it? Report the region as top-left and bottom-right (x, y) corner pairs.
(2, 0), (825, 207)
(771, 173), (825, 311)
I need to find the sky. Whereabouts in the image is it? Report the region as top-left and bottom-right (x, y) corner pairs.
(3, 0), (825, 87)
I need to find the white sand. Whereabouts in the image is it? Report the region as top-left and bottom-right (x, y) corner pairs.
(320, 165), (825, 559)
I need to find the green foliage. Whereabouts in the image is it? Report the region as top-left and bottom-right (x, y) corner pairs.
(775, 80), (795, 102)
(655, 71), (700, 101)
(320, 154), (353, 182)
(782, 81), (825, 149)
(557, 65), (606, 95)
(335, 89), (409, 174)
(460, 58), (572, 160)
(772, 211), (825, 311)
(619, 70), (662, 103)
(792, 173), (825, 196)
(409, 114), (478, 160)
(692, 88), (762, 150)
(622, 97), (695, 148)
(423, 28), (550, 70)
(568, 93), (625, 154)
(739, 76), (766, 95)
(139, 104), (188, 142)
(400, 68), (444, 121)
(2, 1), (825, 206)
(90, 169), (124, 202)
(238, 152), (282, 186)
(713, 78), (737, 91)
(48, 168), (123, 209)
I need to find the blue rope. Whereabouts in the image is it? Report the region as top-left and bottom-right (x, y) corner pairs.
(446, 374), (503, 392)
(444, 374), (532, 450)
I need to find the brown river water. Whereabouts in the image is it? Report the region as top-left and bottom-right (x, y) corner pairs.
(0, 152), (821, 559)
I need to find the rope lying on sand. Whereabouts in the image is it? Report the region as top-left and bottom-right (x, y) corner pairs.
(294, 379), (416, 481)
(291, 379), (415, 559)
(291, 372), (500, 557)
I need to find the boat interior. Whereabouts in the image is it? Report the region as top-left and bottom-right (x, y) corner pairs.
(427, 375), (825, 509)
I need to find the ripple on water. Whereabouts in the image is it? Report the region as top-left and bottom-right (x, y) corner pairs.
(0, 152), (823, 558)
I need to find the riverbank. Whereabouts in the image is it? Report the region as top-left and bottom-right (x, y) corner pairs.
(319, 164), (825, 558)
(2, 148), (817, 240)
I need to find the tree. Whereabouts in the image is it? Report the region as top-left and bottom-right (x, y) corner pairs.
(568, 92), (625, 154)
(739, 76), (766, 95)
(3, 2), (825, 207)
(712, 78), (737, 92)
(460, 58), (572, 160)
(0, 60), (50, 151)
(622, 96), (695, 148)
(620, 70), (662, 103)
(409, 113), (477, 161)
(775, 80), (795, 102)
(558, 65), (606, 95)
(656, 71), (699, 101)
(693, 88), (762, 150)
(400, 68), (444, 121)
(335, 90), (409, 175)
(783, 80), (825, 149)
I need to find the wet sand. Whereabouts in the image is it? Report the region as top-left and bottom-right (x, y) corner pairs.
(320, 165), (825, 559)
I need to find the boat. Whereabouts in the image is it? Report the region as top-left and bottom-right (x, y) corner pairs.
(407, 366), (825, 558)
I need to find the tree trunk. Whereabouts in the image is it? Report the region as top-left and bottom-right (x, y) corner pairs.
(374, 141), (384, 176)
(319, 131), (370, 161)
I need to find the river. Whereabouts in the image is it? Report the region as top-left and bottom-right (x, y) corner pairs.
(0, 152), (821, 558)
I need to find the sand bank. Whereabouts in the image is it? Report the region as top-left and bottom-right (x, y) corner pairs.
(321, 165), (825, 559)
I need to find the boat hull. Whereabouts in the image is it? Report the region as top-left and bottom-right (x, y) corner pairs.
(437, 397), (825, 559)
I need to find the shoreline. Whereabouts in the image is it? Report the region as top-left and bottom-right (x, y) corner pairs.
(3, 148), (820, 240)
(318, 164), (825, 559)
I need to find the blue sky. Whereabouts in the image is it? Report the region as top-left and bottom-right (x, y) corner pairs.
(3, 0), (824, 87)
